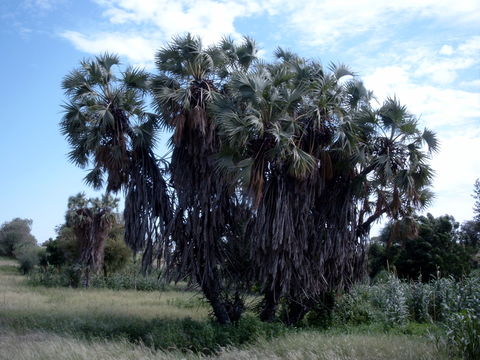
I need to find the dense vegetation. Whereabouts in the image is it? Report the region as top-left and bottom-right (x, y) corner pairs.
(369, 214), (473, 280)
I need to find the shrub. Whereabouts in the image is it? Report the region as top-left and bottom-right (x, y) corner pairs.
(29, 263), (168, 291)
(371, 274), (409, 326)
(443, 310), (480, 360)
(14, 244), (40, 274)
(333, 284), (375, 326)
(103, 235), (131, 276)
(407, 280), (432, 323)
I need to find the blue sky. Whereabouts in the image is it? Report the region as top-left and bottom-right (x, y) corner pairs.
(1, 0), (479, 242)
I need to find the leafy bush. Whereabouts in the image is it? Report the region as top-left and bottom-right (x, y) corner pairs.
(371, 275), (409, 326)
(407, 280), (432, 323)
(103, 234), (131, 276)
(14, 244), (40, 274)
(442, 310), (480, 360)
(333, 284), (375, 326)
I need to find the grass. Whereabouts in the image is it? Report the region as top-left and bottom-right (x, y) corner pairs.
(0, 257), (450, 359)
(0, 329), (448, 360)
(0, 258), (209, 322)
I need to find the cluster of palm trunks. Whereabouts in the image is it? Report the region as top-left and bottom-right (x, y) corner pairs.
(60, 34), (438, 325)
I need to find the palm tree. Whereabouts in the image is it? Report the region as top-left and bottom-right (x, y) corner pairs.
(60, 39), (438, 326)
(66, 193), (118, 286)
(60, 54), (171, 273)
(212, 51), (438, 324)
(152, 34), (258, 324)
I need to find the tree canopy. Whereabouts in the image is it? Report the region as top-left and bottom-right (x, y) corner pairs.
(369, 214), (472, 280)
(0, 218), (37, 257)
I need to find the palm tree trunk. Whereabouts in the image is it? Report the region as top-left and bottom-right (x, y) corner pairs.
(260, 286), (280, 322)
(201, 271), (231, 324)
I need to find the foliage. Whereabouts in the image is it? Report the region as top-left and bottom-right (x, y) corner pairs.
(103, 226), (132, 276)
(442, 310), (480, 360)
(0, 218), (37, 257)
(369, 214), (472, 280)
(332, 284), (375, 326)
(14, 244), (41, 274)
(331, 273), (480, 332)
(371, 275), (409, 326)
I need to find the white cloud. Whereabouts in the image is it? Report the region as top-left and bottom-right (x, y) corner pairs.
(439, 45), (454, 55)
(61, 0), (274, 65)
(362, 37), (480, 124)
(61, 30), (158, 67)
(428, 128), (480, 222)
(61, 1), (480, 68)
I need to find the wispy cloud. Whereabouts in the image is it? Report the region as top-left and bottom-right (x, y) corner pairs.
(61, 0), (269, 65)
(285, 0), (480, 48)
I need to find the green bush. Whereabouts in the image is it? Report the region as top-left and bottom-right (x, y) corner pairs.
(407, 280), (432, 323)
(443, 311), (480, 360)
(333, 285), (375, 326)
(14, 244), (40, 274)
(371, 275), (409, 326)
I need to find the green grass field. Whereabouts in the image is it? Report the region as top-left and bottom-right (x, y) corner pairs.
(0, 258), (449, 360)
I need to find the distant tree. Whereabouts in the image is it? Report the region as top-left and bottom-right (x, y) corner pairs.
(0, 218), (37, 257)
(14, 245), (40, 274)
(66, 193), (118, 286)
(460, 220), (480, 250)
(42, 221), (131, 277)
(102, 223), (132, 276)
(369, 214), (471, 280)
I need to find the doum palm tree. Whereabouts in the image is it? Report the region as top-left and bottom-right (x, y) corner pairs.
(66, 193), (118, 286)
(211, 52), (438, 323)
(152, 34), (258, 324)
(60, 54), (171, 274)
(61, 37), (438, 325)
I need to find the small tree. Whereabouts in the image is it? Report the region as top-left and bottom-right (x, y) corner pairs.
(0, 218), (37, 257)
(369, 214), (471, 280)
(14, 244), (40, 274)
(66, 193), (118, 286)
